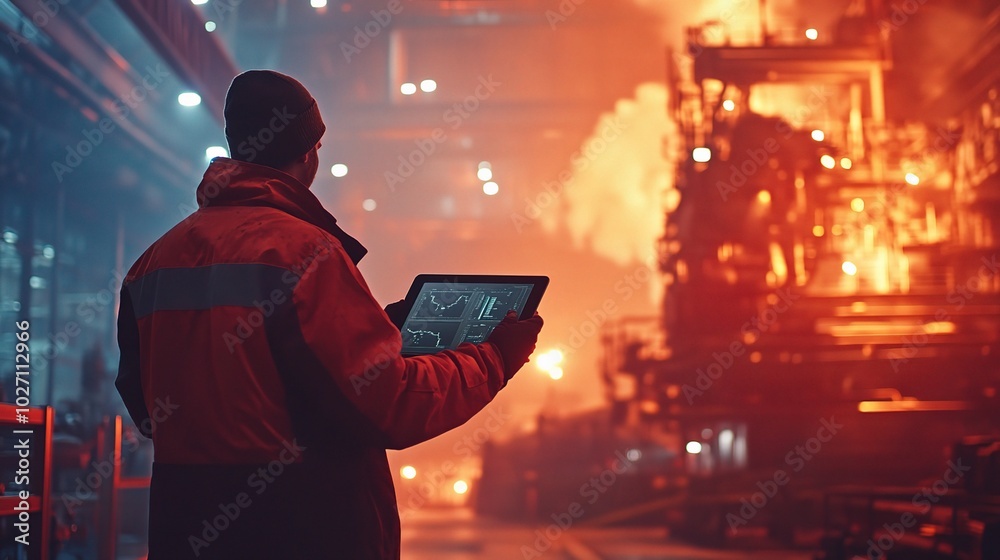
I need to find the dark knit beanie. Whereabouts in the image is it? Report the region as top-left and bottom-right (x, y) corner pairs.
(224, 70), (326, 169)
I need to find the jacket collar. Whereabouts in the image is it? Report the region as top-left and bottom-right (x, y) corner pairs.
(196, 157), (367, 264)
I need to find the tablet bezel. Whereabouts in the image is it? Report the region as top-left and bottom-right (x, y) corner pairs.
(392, 274), (548, 351)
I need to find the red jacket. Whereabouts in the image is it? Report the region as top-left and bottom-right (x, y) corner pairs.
(115, 158), (508, 559)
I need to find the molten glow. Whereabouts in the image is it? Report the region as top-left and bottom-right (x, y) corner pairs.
(400, 466), (416, 479)
(850, 198), (864, 212)
(483, 181), (499, 195)
(905, 173), (920, 185)
(811, 129), (825, 141)
(477, 167), (493, 181)
(805, 28), (818, 40)
(453, 480), (469, 494)
(722, 99), (735, 111)
(692, 147), (711, 162)
(178, 92), (201, 107)
(820, 155), (836, 169)
(331, 163), (348, 177)
(400, 83), (417, 95)
(536, 349), (564, 380)
(685, 441), (702, 454)
(420, 79), (437, 93)
(842, 261), (858, 276)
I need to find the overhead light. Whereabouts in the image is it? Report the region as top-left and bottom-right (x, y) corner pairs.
(842, 261), (858, 276)
(453, 480), (469, 494)
(905, 173), (920, 185)
(205, 146), (228, 160)
(191, 0), (208, 5)
(419, 79), (437, 93)
(811, 129), (825, 142)
(331, 163), (348, 177)
(483, 181), (499, 196)
(722, 99), (735, 111)
(692, 147), (711, 163)
(477, 167), (493, 181)
(311, 0), (328, 7)
(178, 92), (202, 107)
(820, 155), (836, 169)
(400, 465), (416, 479)
(805, 28), (818, 40)
(400, 83), (417, 95)
(686, 441), (702, 454)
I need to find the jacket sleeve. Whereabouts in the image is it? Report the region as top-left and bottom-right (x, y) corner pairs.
(278, 236), (508, 450)
(114, 284), (153, 438)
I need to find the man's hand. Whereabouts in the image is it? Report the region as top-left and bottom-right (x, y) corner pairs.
(486, 311), (544, 382)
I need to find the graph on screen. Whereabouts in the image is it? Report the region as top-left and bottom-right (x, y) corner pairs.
(401, 282), (533, 353)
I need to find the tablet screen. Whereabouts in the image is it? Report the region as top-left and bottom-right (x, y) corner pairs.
(400, 281), (535, 354)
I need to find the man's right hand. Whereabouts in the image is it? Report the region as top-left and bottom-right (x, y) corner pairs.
(486, 311), (544, 382)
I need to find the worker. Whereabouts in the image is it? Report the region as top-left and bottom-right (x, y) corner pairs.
(115, 70), (543, 559)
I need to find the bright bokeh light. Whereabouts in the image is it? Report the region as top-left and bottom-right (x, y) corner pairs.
(362, 199), (377, 212)
(400, 83), (417, 95)
(722, 99), (735, 111)
(191, 0), (208, 5)
(420, 79), (437, 93)
(178, 92), (202, 107)
(453, 480), (469, 494)
(820, 155), (836, 169)
(811, 129), (825, 142)
(842, 261), (858, 276)
(311, 0), (327, 8)
(536, 349), (564, 370)
(840, 157), (852, 169)
(483, 181), (499, 195)
(626, 448), (642, 461)
(905, 173), (920, 185)
(205, 21), (217, 32)
(686, 441), (703, 454)
(478, 161), (491, 169)
(850, 197), (865, 212)
(400, 465), (416, 479)
(477, 167), (493, 181)
(812, 225), (825, 237)
(692, 147), (711, 163)
(205, 146), (228, 160)
(548, 367), (564, 380)
(756, 190), (771, 204)
(805, 28), (818, 40)
(331, 163), (348, 177)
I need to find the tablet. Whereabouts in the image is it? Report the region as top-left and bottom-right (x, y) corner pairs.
(394, 274), (548, 355)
